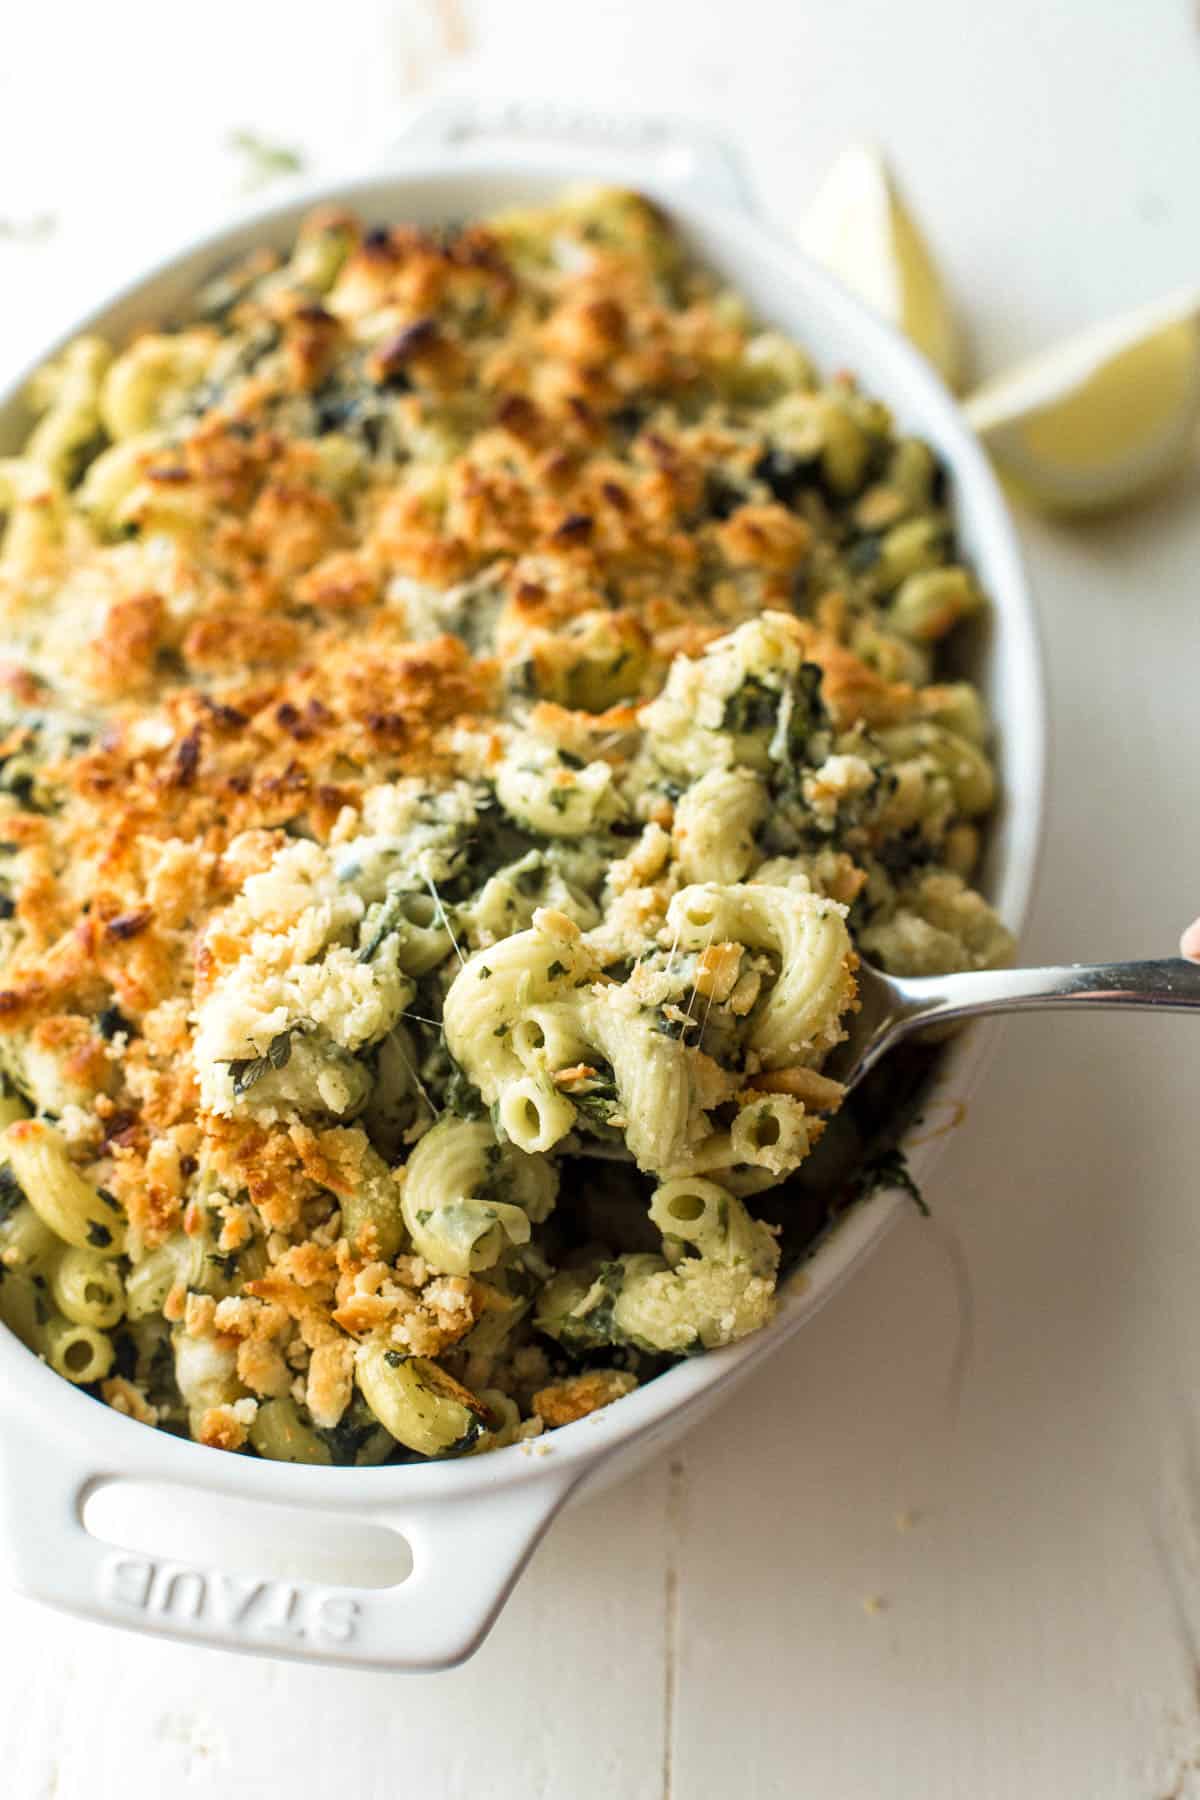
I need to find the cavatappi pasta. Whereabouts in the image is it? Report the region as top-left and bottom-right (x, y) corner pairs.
(0, 189), (1012, 1461)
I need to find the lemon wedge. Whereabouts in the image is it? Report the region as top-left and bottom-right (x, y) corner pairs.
(799, 142), (962, 388)
(963, 290), (1200, 512)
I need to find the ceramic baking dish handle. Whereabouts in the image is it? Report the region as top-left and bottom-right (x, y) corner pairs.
(391, 95), (752, 210)
(0, 1412), (572, 1670)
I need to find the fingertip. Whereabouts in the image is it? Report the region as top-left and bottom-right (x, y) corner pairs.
(1180, 918), (1200, 962)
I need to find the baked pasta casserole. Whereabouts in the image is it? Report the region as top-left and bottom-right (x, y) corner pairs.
(0, 189), (1011, 1462)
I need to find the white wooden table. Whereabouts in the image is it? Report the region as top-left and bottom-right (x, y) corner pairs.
(2, 2), (1200, 1793)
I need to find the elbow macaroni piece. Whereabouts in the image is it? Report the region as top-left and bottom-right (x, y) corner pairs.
(26, 336), (112, 485)
(613, 1182), (780, 1352)
(874, 721), (996, 819)
(49, 1247), (126, 1329)
(46, 1316), (115, 1384)
(99, 330), (218, 439)
(124, 1232), (203, 1321)
(0, 457), (68, 576)
(337, 1138), (408, 1262)
(0, 1268), (45, 1352)
(576, 990), (699, 1173)
(494, 734), (623, 839)
(728, 1093), (815, 1176)
(401, 1116), (557, 1275)
(2, 1121), (126, 1255)
(673, 769), (767, 885)
(74, 432), (165, 534)
(0, 1199), (61, 1277)
(540, 1179), (781, 1356)
(649, 1175), (779, 1275)
(248, 1398), (334, 1465)
(355, 1342), (491, 1457)
(442, 907), (598, 1134)
(666, 882), (856, 1069)
(640, 612), (810, 777)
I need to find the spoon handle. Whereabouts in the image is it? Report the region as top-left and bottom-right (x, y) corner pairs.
(892, 957), (1200, 1031)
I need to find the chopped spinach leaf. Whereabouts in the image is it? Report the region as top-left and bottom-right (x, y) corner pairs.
(445, 1062), (486, 1120)
(703, 471), (745, 521)
(849, 1147), (928, 1217)
(0, 1164), (26, 1224)
(565, 1261), (626, 1348)
(445, 1419), (485, 1456)
(97, 1004), (131, 1040)
(752, 447), (812, 508)
(876, 827), (935, 881)
(722, 676), (779, 737)
(846, 535), (882, 574)
(315, 1411), (384, 1466)
(570, 1065), (620, 1128)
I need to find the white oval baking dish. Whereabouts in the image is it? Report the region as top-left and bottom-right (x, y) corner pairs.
(0, 98), (1045, 1671)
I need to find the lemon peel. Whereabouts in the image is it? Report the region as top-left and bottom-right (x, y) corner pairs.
(799, 142), (961, 388)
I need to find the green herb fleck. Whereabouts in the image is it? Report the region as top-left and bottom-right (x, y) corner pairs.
(228, 129), (305, 190)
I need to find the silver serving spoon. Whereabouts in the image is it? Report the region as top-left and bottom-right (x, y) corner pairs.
(830, 956), (1200, 1094)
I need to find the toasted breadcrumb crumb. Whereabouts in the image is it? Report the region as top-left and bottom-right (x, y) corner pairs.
(533, 1369), (638, 1427)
